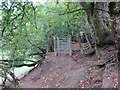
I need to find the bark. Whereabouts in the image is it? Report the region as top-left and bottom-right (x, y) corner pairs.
(80, 2), (112, 46)
(92, 3), (110, 45)
(111, 17), (120, 62)
(108, 2), (120, 61)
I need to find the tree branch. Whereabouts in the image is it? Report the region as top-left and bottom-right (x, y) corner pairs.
(59, 8), (109, 15)
(1, 2), (25, 37)
(59, 8), (88, 15)
(31, 2), (38, 30)
(27, 39), (46, 54)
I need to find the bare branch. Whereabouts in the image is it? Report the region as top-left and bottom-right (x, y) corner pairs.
(59, 8), (109, 15)
(59, 8), (88, 15)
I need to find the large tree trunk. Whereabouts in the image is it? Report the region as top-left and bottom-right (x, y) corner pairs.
(80, 2), (120, 60)
(111, 17), (120, 62)
(90, 3), (109, 45)
(80, 2), (112, 46)
(108, 2), (120, 61)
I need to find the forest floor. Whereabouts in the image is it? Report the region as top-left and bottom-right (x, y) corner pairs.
(18, 43), (118, 88)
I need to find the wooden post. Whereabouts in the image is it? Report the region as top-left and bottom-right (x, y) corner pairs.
(53, 36), (57, 56)
(57, 36), (60, 56)
(67, 36), (69, 53)
(69, 35), (72, 56)
(46, 45), (49, 54)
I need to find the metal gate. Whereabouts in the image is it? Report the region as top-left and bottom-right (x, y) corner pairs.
(53, 36), (72, 56)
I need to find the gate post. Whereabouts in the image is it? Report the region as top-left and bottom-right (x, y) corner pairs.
(53, 36), (57, 56)
(57, 36), (60, 56)
(69, 35), (72, 56)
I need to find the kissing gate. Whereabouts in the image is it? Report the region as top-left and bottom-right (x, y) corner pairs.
(53, 36), (72, 56)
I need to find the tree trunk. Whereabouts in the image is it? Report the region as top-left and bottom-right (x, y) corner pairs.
(111, 17), (120, 62)
(108, 2), (120, 61)
(80, 2), (120, 61)
(80, 2), (111, 46)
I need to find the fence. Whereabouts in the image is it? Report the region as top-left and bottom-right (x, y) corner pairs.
(53, 36), (72, 56)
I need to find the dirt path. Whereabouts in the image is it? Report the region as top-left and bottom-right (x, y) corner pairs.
(18, 44), (118, 88)
(19, 52), (89, 88)
(19, 43), (89, 88)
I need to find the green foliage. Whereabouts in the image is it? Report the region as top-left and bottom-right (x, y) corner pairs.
(0, 1), (91, 67)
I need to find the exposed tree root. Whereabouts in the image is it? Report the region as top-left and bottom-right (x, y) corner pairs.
(96, 55), (116, 69)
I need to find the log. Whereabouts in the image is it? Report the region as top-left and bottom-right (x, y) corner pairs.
(0, 59), (37, 63)
(12, 62), (38, 67)
(0, 59), (43, 68)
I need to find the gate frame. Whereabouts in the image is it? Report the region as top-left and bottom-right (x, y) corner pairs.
(53, 35), (72, 56)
